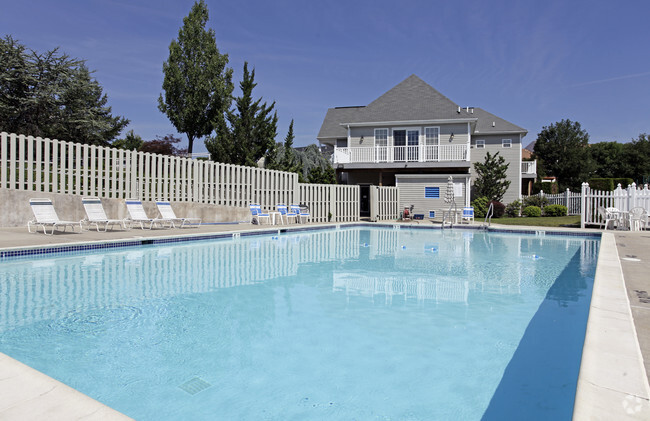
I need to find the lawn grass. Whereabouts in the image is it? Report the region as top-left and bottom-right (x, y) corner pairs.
(490, 215), (581, 227)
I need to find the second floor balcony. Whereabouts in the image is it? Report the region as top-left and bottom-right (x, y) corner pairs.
(333, 144), (469, 165)
(522, 160), (537, 176)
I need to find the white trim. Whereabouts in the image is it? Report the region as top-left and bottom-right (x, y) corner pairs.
(341, 118), (478, 127)
(518, 133), (522, 199)
(502, 138), (512, 148)
(423, 126), (440, 145)
(475, 139), (485, 149)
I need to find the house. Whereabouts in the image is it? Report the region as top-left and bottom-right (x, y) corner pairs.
(317, 75), (535, 216)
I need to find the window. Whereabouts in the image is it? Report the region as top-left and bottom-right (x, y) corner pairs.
(424, 127), (439, 145)
(476, 139), (485, 149)
(502, 139), (512, 148)
(425, 187), (440, 198)
(374, 129), (388, 146)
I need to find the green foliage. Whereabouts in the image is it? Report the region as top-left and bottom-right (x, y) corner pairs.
(471, 196), (490, 218)
(307, 165), (336, 184)
(532, 181), (559, 194)
(490, 201), (505, 218)
(522, 206), (542, 217)
(622, 134), (650, 184)
(523, 195), (549, 208)
(543, 204), (567, 217)
(112, 130), (143, 151)
(505, 200), (521, 217)
(267, 119), (303, 176)
(534, 119), (592, 190)
(589, 141), (625, 178)
(205, 62), (277, 166)
(588, 178), (634, 191)
(159, 0), (233, 154)
(613, 178), (635, 188)
(473, 151), (510, 201)
(0, 35), (128, 145)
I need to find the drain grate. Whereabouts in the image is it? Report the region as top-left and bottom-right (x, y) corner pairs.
(178, 377), (212, 395)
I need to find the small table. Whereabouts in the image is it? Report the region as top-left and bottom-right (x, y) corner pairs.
(269, 211), (282, 225)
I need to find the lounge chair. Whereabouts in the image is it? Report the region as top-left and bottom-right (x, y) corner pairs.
(290, 204), (310, 223)
(28, 198), (82, 235)
(125, 199), (173, 229)
(277, 204), (297, 224)
(249, 204), (271, 225)
(82, 197), (128, 231)
(156, 200), (202, 228)
(462, 207), (474, 224)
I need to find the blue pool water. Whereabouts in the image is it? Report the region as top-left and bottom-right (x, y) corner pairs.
(0, 227), (599, 420)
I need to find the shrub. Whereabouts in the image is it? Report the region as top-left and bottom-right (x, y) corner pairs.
(613, 178), (634, 189)
(532, 181), (559, 194)
(471, 197), (490, 218)
(522, 205), (541, 217)
(588, 178), (615, 191)
(543, 204), (567, 217)
(523, 195), (549, 208)
(489, 200), (505, 218)
(505, 200), (522, 217)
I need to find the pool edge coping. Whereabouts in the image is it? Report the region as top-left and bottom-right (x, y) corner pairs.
(573, 232), (650, 420)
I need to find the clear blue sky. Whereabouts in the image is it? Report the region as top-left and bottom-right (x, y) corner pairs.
(2, 0), (649, 152)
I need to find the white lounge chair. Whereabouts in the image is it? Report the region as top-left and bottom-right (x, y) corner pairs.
(156, 200), (202, 228)
(277, 204), (297, 224)
(249, 204), (271, 225)
(28, 198), (82, 235)
(82, 197), (127, 231)
(290, 204), (310, 223)
(125, 199), (173, 229)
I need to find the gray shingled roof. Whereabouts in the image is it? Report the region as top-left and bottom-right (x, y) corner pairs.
(317, 74), (526, 140)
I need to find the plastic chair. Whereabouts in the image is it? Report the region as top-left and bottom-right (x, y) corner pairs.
(629, 207), (648, 231)
(277, 204), (297, 224)
(125, 199), (173, 229)
(249, 204), (270, 225)
(290, 204), (310, 223)
(462, 207), (474, 224)
(156, 200), (202, 228)
(82, 197), (127, 231)
(28, 198), (82, 235)
(598, 206), (618, 230)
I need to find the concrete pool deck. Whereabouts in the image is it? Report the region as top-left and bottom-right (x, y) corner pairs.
(0, 222), (648, 419)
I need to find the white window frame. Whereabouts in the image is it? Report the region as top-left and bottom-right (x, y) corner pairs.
(476, 139), (485, 149)
(374, 128), (388, 147)
(502, 139), (512, 148)
(424, 126), (440, 145)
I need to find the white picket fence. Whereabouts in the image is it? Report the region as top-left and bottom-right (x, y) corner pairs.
(523, 189), (582, 215)
(0, 132), (360, 223)
(581, 182), (650, 228)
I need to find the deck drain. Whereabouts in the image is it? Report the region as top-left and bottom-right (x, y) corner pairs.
(179, 377), (212, 395)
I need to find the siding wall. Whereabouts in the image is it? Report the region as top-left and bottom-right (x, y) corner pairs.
(395, 174), (469, 216)
(347, 123), (470, 148)
(470, 134), (521, 204)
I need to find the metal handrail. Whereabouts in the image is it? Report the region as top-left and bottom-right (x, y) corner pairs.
(482, 202), (494, 229)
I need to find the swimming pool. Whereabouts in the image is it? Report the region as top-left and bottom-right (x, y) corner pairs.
(0, 227), (600, 420)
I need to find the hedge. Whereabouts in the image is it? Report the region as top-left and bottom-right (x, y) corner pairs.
(523, 205), (541, 217)
(543, 204), (567, 217)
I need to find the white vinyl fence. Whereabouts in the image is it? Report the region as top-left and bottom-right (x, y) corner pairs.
(0, 132), (362, 223)
(523, 189), (582, 215)
(581, 182), (650, 228)
(370, 186), (400, 221)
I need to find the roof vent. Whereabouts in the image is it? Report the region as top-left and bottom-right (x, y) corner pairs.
(492, 121), (496, 127)
(466, 107), (469, 112)
(471, 108), (474, 114)
(457, 106), (461, 113)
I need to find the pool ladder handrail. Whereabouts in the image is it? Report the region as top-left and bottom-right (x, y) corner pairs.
(482, 202), (494, 230)
(442, 201), (457, 229)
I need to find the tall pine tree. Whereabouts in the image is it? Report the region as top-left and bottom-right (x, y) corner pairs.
(473, 151), (510, 201)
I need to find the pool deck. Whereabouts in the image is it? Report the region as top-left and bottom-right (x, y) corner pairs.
(0, 222), (649, 420)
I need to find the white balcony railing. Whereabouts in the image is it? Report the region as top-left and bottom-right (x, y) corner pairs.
(333, 144), (468, 164)
(522, 160), (537, 174)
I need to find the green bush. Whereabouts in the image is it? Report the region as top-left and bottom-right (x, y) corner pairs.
(505, 200), (522, 217)
(589, 178), (635, 191)
(613, 178), (634, 189)
(532, 181), (559, 194)
(489, 200), (505, 218)
(471, 197), (490, 218)
(522, 205), (542, 217)
(543, 204), (567, 217)
(523, 195), (549, 208)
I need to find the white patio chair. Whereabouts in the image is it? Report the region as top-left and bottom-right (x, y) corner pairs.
(598, 206), (618, 230)
(461, 207), (474, 224)
(125, 199), (173, 229)
(629, 207), (648, 231)
(156, 200), (202, 228)
(277, 204), (297, 224)
(28, 198), (82, 235)
(290, 204), (310, 223)
(249, 204), (271, 225)
(82, 197), (128, 231)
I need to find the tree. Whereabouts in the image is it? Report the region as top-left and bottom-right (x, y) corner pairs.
(534, 119), (593, 190)
(139, 134), (187, 156)
(112, 130), (144, 150)
(588, 141), (625, 178)
(622, 134), (650, 184)
(0, 35), (128, 144)
(158, 0), (233, 154)
(267, 119), (302, 173)
(473, 151), (510, 201)
(205, 62), (277, 166)
(307, 165), (336, 184)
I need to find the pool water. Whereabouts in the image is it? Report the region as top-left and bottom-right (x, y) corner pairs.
(0, 227), (599, 420)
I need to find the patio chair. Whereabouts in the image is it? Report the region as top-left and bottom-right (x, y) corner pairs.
(82, 197), (128, 232)
(249, 204), (271, 225)
(290, 204), (311, 223)
(629, 207), (648, 231)
(461, 206), (475, 224)
(277, 204), (297, 224)
(156, 200), (202, 228)
(125, 199), (173, 229)
(28, 198), (82, 235)
(597, 206), (618, 230)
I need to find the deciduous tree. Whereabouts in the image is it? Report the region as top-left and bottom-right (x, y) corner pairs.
(158, 0), (233, 154)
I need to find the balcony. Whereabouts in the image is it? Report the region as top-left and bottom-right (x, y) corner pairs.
(522, 160), (537, 175)
(333, 145), (469, 164)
